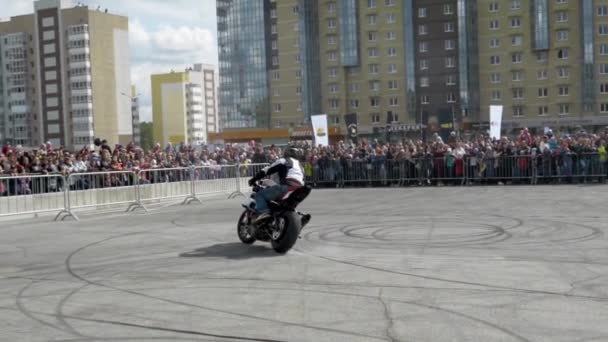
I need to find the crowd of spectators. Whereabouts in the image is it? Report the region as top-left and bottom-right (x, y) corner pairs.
(1, 127), (607, 194)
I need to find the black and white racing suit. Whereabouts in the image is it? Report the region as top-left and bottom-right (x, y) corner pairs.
(250, 157), (304, 214)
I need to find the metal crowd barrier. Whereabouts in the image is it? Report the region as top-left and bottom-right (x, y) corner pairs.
(0, 174), (66, 218)
(1, 155), (604, 220)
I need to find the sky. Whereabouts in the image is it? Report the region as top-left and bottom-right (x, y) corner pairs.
(0, 0), (219, 122)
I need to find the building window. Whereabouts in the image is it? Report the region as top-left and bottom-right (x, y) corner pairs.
(444, 4), (454, 15)
(389, 97), (398, 107)
(273, 88), (280, 97)
(556, 0), (567, 4)
(538, 88), (548, 97)
(419, 42), (428, 53)
(296, 86), (302, 95)
(512, 88), (524, 100)
(329, 83), (338, 93)
(272, 40), (277, 50)
(271, 24), (277, 34)
(558, 67), (569, 78)
(559, 104), (570, 115)
(557, 48), (568, 59)
(601, 64), (608, 74)
(270, 8), (277, 18)
(489, 38), (500, 48)
(328, 35), (337, 45)
(512, 53), (523, 64)
(489, 2), (499, 12)
(385, 0), (396, 6)
(538, 106), (548, 116)
(512, 70), (523, 81)
(421, 95), (430, 104)
(272, 71), (280, 80)
(490, 55), (501, 65)
(350, 99), (359, 108)
(601, 83), (608, 93)
(370, 97), (380, 107)
(330, 99), (339, 109)
(328, 67), (337, 77)
(386, 31), (396, 40)
(490, 72), (502, 83)
(420, 59), (428, 70)
(328, 2), (336, 13)
(293, 5), (299, 15)
(328, 51), (337, 61)
(387, 63), (397, 73)
(445, 57), (456, 68)
(557, 30), (569, 41)
(599, 5), (608, 16)
(272, 56), (278, 65)
(368, 31), (377, 41)
(600, 44), (608, 55)
(418, 7), (427, 18)
(556, 11), (568, 22)
(273, 103), (282, 112)
(489, 20), (499, 30)
(510, 17), (521, 28)
(368, 48), (378, 57)
(369, 64), (379, 74)
(370, 80), (380, 91)
(371, 113), (380, 123)
(513, 106), (524, 117)
(444, 22), (455, 32)
(446, 93), (456, 103)
(446, 75), (456, 85)
(558, 86), (569, 96)
(388, 80), (398, 90)
(601, 103), (608, 113)
(387, 47), (397, 56)
(420, 77), (429, 87)
(600, 24), (608, 35)
(328, 18), (337, 28)
(445, 39), (455, 50)
(368, 15), (377, 25)
(511, 35), (523, 46)
(491, 90), (501, 101)
(368, 0), (376, 8)
(419, 24), (428, 35)
(386, 13), (396, 24)
(351, 83), (359, 92)
(511, 0), (521, 10)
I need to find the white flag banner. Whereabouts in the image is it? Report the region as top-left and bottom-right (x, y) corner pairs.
(489, 105), (503, 140)
(311, 114), (329, 146)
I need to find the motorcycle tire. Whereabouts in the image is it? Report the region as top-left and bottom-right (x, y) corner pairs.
(237, 210), (256, 244)
(271, 211), (301, 254)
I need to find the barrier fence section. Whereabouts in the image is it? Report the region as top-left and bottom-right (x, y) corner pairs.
(2, 155), (605, 219)
(0, 174), (66, 218)
(306, 153), (607, 187)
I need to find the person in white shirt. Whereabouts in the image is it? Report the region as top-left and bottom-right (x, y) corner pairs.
(248, 147), (305, 224)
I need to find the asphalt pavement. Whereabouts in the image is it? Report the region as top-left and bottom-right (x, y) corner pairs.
(1, 185), (607, 342)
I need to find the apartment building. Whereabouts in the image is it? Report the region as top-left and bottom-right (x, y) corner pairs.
(151, 64), (217, 145)
(130, 85), (140, 145)
(0, 0), (133, 149)
(478, 0), (608, 132)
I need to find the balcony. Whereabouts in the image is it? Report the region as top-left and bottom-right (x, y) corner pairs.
(72, 116), (93, 124)
(68, 32), (90, 41)
(68, 46), (90, 55)
(70, 74), (92, 83)
(72, 102), (93, 110)
(70, 88), (92, 96)
(69, 60), (91, 69)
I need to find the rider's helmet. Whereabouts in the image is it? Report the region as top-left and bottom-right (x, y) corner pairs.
(283, 146), (300, 160)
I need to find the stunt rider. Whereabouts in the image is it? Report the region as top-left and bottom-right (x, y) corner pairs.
(248, 146), (305, 224)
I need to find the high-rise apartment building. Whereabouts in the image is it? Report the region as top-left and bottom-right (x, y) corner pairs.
(0, 0), (133, 149)
(151, 64), (218, 145)
(478, 0), (608, 131)
(216, 0), (478, 143)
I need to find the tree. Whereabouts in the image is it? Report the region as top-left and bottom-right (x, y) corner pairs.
(139, 122), (154, 151)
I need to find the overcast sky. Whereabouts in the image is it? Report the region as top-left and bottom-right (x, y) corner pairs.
(1, 0), (219, 122)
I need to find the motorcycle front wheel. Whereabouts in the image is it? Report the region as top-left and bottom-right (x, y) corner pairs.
(237, 210), (256, 244)
(270, 211), (301, 254)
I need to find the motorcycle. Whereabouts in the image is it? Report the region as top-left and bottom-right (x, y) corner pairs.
(237, 179), (312, 254)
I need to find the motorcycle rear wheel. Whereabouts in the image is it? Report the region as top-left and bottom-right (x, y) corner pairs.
(271, 211), (301, 254)
(237, 210), (256, 244)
